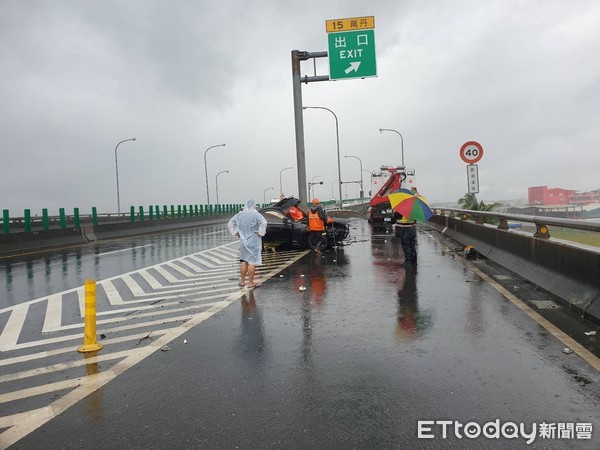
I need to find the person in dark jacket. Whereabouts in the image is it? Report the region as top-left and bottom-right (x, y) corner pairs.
(307, 198), (328, 254)
(394, 213), (417, 267)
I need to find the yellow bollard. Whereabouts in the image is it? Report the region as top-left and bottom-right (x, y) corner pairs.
(78, 279), (103, 353)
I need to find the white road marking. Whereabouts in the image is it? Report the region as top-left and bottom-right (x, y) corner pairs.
(96, 244), (154, 256)
(164, 261), (195, 277)
(0, 330), (169, 368)
(0, 349), (132, 383)
(0, 304), (31, 351)
(122, 274), (146, 297)
(431, 234), (600, 373)
(99, 280), (124, 305)
(186, 254), (217, 269)
(152, 265), (180, 283)
(138, 269), (164, 290)
(0, 242), (310, 448)
(42, 294), (63, 333)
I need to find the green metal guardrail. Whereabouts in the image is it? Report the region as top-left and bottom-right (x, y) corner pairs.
(0, 199), (368, 235)
(0, 203), (254, 234)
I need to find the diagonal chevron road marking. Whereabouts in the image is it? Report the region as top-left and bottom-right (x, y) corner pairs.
(0, 241), (309, 449)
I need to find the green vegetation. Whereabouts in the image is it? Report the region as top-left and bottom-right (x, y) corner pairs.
(457, 193), (501, 224)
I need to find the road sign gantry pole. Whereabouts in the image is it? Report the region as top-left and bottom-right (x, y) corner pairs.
(291, 50), (328, 208)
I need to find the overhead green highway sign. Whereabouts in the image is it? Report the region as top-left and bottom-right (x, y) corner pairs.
(326, 16), (377, 81)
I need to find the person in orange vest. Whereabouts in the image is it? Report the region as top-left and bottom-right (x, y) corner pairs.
(307, 198), (329, 254)
(286, 200), (305, 222)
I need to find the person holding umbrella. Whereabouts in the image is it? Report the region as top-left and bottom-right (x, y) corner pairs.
(394, 211), (418, 268)
(388, 187), (432, 268)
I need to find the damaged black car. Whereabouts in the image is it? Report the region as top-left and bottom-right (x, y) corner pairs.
(259, 197), (350, 249)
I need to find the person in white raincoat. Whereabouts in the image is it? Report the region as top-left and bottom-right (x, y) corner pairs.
(228, 198), (268, 288)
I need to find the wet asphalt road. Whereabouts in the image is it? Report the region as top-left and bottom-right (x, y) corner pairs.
(6, 221), (600, 449)
(0, 224), (233, 309)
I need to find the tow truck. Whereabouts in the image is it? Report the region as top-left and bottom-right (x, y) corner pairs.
(368, 165), (415, 230)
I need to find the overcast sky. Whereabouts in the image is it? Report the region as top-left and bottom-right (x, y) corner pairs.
(1, 0), (599, 214)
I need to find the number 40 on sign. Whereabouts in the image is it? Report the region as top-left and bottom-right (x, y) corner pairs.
(460, 141), (484, 164)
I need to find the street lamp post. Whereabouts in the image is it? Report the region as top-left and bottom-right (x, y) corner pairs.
(344, 155), (364, 199)
(114, 137), (136, 214)
(215, 170), (229, 205)
(362, 170), (374, 197)
(279, 166), (293, 197)
(379, 128), (404, 167)
(303, 106), (343, 207)
(263, 187), (274, 205)
(204, 144), (226, 205)
(309, 175), (321, 199)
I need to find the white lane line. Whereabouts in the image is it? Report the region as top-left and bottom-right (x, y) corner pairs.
(52, 300), (226, 332)
(96, 244), (154, 256)
(0, 241), (241, 316)
(431, 234), (600, 373)
(201, 230), (230, 236)
(0, 406), (55, 429)
(218, 246), (240, 258)
(42, 294), (62, 333)
(122, 274), (146, 297)
(0, 370), (116, 404)
(99, 280), (124, 305)
(186, 255), (217, 269)
(0, 330), (169, 368)
(204, 249), (237, 263)
(76, 287), (84, 317)
(0, 304), (31, 351)
(152, 265), (180, 283)
(194, 252), (230, 266)
(6, 315), (195, 351)
(177, 257), (211, 271)
(0, 349), (132, 383)
(0, 248), (307, 447)
(164, 261), (195, 277)
(470, 264), (600, 372)
(139, 269), (165, 290)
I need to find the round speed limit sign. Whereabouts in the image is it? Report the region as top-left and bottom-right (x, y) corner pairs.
(460, 141), (484, 164)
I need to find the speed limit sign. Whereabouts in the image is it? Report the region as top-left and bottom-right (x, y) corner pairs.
(460, 141), (484, 164)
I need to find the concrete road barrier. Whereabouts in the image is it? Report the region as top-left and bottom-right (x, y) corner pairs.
(427, 215), (600, 324)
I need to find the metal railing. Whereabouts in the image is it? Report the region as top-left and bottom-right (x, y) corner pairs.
(437, 207), (600, 239)
(1, 204), (249, 234)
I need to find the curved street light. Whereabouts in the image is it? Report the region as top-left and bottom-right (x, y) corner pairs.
(379, 128), (404, 167)
(279, 166), (293, 197)
(309, 175), (322, 200)
(344, 155), (364, 199)
(263, 187), (274, 205)
(303, 106), (343, 207)
(114, 137), (136, 214)
(362, 170), (374, 197)
(215, 170), (229, 205)
(204, 144), (226, 205)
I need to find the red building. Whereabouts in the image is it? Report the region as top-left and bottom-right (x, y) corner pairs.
(528, 186), (576, 206)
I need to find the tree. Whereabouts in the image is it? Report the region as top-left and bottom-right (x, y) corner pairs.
(457, 193), (501, 223)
